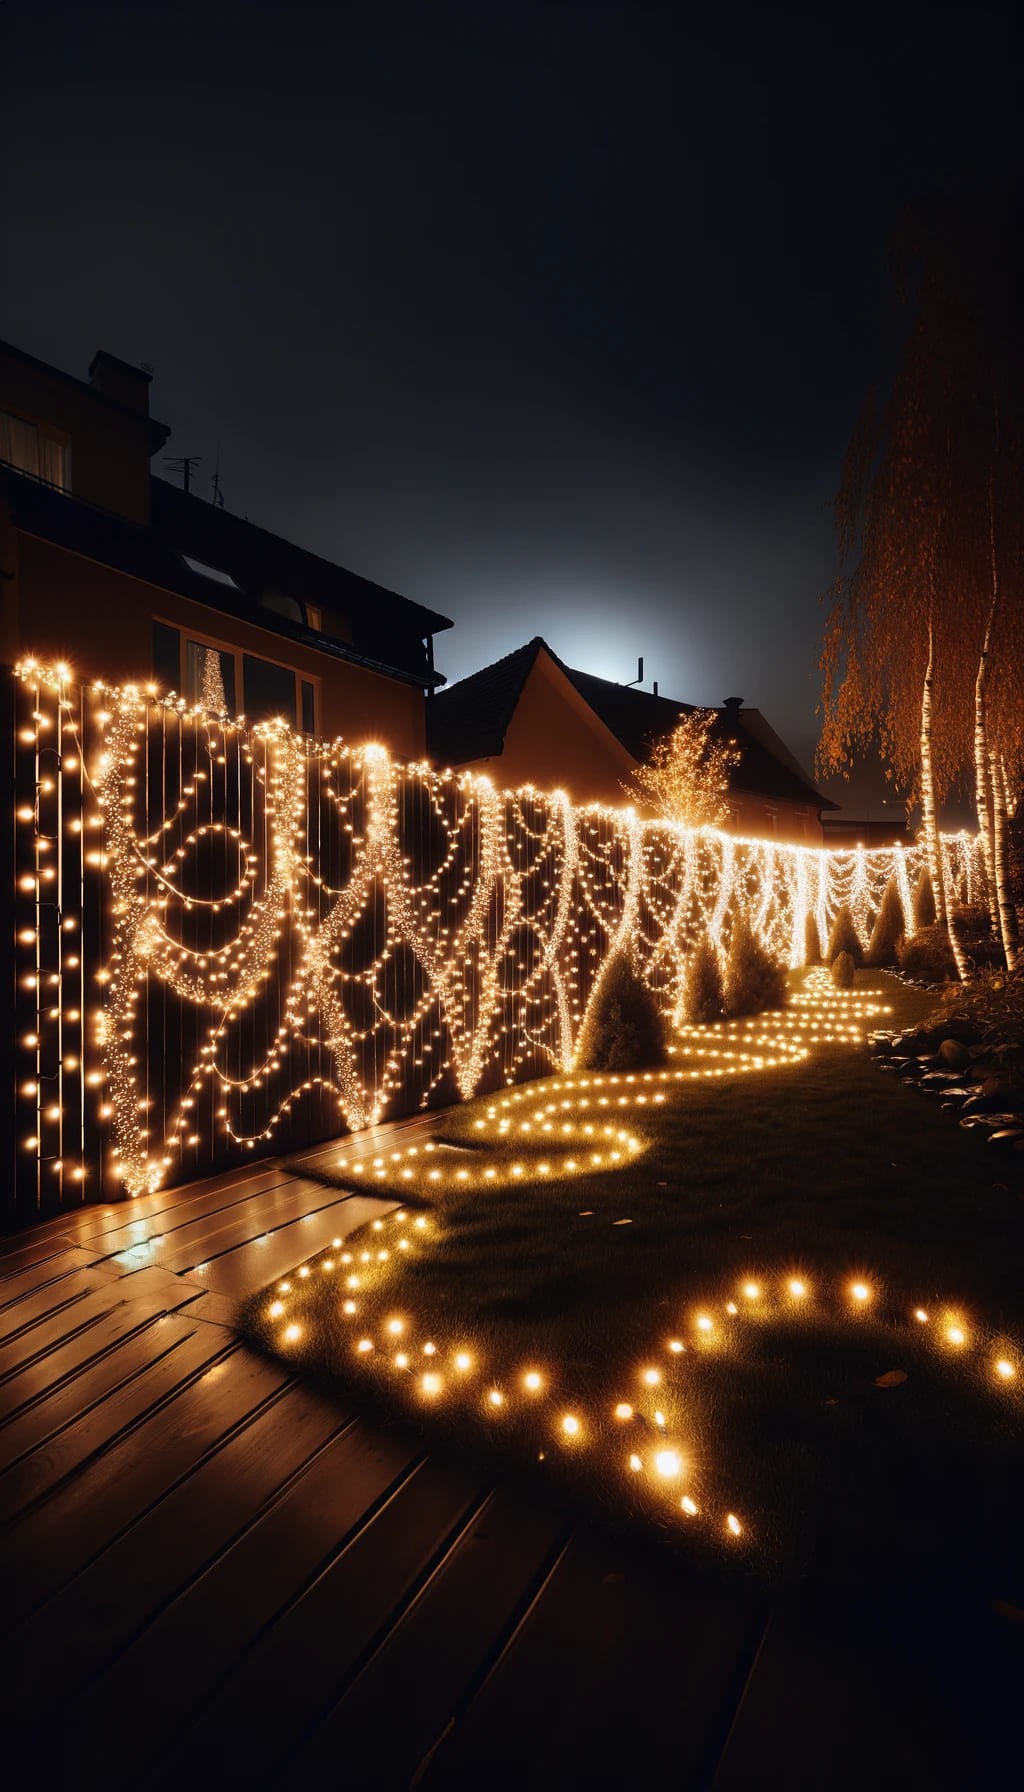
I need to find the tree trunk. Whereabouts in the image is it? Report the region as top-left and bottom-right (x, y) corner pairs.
(974, 401), (1002, 941)
(920, 617), (967, 978)
(991, 747), (1019, 971)
(974, 604), (998, 937)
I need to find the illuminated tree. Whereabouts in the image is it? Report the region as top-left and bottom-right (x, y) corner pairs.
(624, 710), (740, 828)
(818, 202), (1023, 975)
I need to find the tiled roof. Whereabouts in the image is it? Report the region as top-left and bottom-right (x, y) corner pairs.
(426, 637), (546, 764)
(428, 635), (837, 810)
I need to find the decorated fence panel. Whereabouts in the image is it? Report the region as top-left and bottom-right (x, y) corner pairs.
(5, 663), (981, 1227)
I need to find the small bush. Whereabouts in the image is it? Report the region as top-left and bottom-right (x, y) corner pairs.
(831, 950), (855, 989)
(913, 866), (936, 930)
(723, 911), (787, 1018)
(866, 878), (906, 968)
(576, 953), (668, 1071)
(825, 903), (864, 967)
(897, 924), (957, 983)
(682, 935), (725, 1024)
(803, 910), (822, 967)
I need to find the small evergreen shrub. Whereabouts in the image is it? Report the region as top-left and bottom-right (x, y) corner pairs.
(825, 903), (864, 967)
(723, 911), (787, 1019)
(913, 866), (937, 930)
(803, 910), (822, 967)
(897, 924), (957, 983)
(866, 878), (906, 967)
(576, 953), (668, 1071)
(831, 950), (855, 989)
(682, 934), (725, 1024)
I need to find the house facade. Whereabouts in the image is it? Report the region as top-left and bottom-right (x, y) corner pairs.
(0, 339), (452, 757)
(427, 637), (837, 844)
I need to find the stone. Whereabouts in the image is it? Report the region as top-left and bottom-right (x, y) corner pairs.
(939, 1038), (971, 1070)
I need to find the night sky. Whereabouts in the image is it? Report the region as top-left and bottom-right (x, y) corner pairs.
(2, 1), (1021, 810)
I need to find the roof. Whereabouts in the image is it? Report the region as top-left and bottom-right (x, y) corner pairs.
(5, 466), (452, 690)
(427, 635), (837, 810)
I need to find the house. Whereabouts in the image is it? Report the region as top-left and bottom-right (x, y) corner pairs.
(0, 338), (452, 757)
(427, 637), (837, 844)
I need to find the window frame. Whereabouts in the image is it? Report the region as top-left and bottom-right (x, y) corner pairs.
(0, 405), (71, 491)
(154, 615), (319, 734)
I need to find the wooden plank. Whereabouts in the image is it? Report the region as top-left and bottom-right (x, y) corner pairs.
(710, 1590), (975, 1791)
(295, 1483), (569, 1783)
(0, 1341), (287, 1626)
(0, 1264), (117, 1346)
(55, 1420), (425, 1767)
(0, 1275), (140, 1382)
(152, 1453), (488, 1785)
(0, 1230), (82, 1274)
(134, 1176), (363, 1276)
(419, 1529), (767, 1790)
(189, 1195), (396, 1298)
(0, 1308), (199, 1472)
(4, 1381), (353, 1735)
(0, 1290), (201, 1423)
(79, 1162), (312, 1258)
(0, 1321), (230, 1529)
(0, 1246), (111, 1314)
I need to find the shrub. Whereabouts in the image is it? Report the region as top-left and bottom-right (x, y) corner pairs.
(825, 903), (863, 967)
(723, 911), (787, 1018)
(913, 866), (936, 930)
(897, 924), (957, 984)
(682, 934), (725, 1024)
(831, 950), (855, 989)
(576, 953), (668, 1071)
(803, 910), (822, 967)
(866, 878), (906, 968)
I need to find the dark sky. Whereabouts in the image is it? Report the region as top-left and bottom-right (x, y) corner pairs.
(2, 0), (1021, 808)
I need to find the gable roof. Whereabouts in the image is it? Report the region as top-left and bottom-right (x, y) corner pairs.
(427, 636), (837, 811)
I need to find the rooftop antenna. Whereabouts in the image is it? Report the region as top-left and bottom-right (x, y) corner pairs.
(625, 655), (644, 687)
(211, 439), (225, 509)
(164, 454), (201, 494)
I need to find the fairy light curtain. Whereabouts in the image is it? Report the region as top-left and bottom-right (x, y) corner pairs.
(8, 662), (982, 1221)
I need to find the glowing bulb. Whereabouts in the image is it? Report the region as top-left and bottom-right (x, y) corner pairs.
(455, 1352), (473, 1372)
(614, 1402), (634, 1421)
(268, 1300), (284, 1318)
(914, 1308), (929, 1323)
(422, 1372), (441, 1395)
(681, 1496), (698, 1517)
(726, 1514), (742, 1536)
(850, 1282), (871, 1303)
(561, 1413), (580, 1437)
(523, 1371), (543, 1392)
(788, 1279), (806, 1298)
(946, 1326), (965, 1346)
(696, 1315), (713, 1332)
(356, 1338), (373, 1353)
(641, 1367), (660, 1386)
(629, 1453), (643, 1472)
(488, 1389), (505, 1408)
(283, 1324), (301, 1343)
(668, 1339), (684, 1353)
(742, 1283), (760, 1300)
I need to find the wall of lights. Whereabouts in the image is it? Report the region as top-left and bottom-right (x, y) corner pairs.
(7, 661), (983, 1223)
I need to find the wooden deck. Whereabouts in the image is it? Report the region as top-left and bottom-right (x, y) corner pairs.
(0, 1124), (1018, 1789)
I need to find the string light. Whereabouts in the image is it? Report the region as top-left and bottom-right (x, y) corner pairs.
(12, 659), (984, 1207)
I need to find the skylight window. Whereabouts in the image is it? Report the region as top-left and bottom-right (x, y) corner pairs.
(180, 553), (239, 589)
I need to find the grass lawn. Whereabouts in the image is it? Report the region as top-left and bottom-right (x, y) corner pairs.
(240, 970), (1024, 1586)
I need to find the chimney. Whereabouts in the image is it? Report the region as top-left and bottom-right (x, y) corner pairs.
(88, 350), (152, 415)
(723, 696), (744, 715)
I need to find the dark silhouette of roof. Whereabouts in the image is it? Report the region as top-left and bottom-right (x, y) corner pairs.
(427, 636), (837, 810)
(5, 465), (452, 690)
